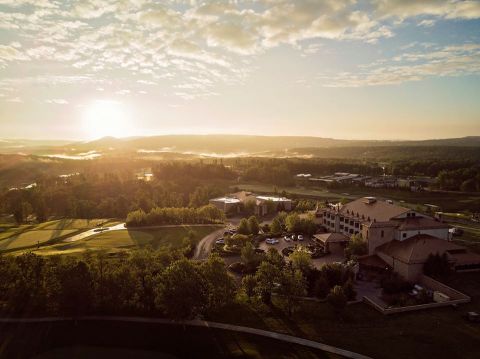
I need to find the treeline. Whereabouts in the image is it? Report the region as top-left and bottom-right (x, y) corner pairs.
(0, 251), (235, 319)
(153, 161), (236, 181)
(437, 166), (480, 192)
(232, 158), (383, 186)
(126, 205), (225, 227)
(390, 159), (479, 178)
(0, 247), (356, 319)
(0, 163), (230, 223)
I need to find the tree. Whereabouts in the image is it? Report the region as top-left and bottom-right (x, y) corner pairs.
(342, 279), (356, 301)
(279, 269), (306, 316)
(345, 234), (367, 260)
(289, 249), (312, 275)
(201, 254), (236, 311)
(242, 274), (257, 300)
(157, 259), (207, 319)
(285, 213), (301, 233)
(241, 242), (261, 272)
(424, 252), (451, 277)
(327, 285), (347, 316)
(265, 247), (285, 269)
(254, 261), (281, 304)
(313, 275), (330, 299)
(237, 218), (250, 235)
(247, 216), (260, 235)
(271, 217), (282, 234)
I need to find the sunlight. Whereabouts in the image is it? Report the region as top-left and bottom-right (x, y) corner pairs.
(82, 100), (132, 139)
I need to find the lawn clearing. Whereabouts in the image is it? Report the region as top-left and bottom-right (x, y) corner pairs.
(36, 218), (117, 230)
(18, 225), (221, 256)
(0, 229), (79, 251)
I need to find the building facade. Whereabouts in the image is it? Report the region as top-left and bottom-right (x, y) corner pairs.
(317, 197), (451, 255)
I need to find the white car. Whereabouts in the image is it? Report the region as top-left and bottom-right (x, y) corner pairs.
(298, 235), (304, 241)
(284, 235), (291, 242)
(266, 238), (279, 245)
(215, 239), (225, 245)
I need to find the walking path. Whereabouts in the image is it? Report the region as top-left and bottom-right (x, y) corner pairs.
(0, 316), (372, 359)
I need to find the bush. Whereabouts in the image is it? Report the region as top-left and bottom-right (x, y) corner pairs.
(381, 273), (411, 295)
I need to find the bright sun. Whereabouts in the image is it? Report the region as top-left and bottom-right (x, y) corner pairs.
(83, 100), (132, 139)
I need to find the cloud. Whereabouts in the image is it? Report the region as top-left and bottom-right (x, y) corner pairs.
(0, 0), (479, 100)
(319, 43), (480, 87)
(373, 0), (480, 20)
(45, 98), (68, 104)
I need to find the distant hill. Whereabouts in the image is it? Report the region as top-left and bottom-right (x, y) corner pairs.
(72, 135), (480, 153)
(1, 135), (480, 159)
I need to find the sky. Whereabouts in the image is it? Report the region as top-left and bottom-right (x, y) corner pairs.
(0, 0), (480, 141)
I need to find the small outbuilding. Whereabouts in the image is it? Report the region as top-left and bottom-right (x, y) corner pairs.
(313, 232), (350, 253)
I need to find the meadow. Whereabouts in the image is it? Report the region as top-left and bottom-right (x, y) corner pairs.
(8, 224), (220, 256)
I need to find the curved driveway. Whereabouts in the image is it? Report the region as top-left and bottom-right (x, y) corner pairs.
(193, 227), (225, 260)
(0, 316), (372, 359)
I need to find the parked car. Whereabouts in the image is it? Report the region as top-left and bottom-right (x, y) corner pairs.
(298, 235), (304, 241)
(449, 227), (464, 236)
(266, 238), (279, 245)
(93, 227), (108, 233)
(291, 235), (298, 241)
(284, 235), (291, 242)
(215, 238), (225, 245)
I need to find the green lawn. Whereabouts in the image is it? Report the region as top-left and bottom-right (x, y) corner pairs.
(17, 225), (221, 256)
(0, 229), (79, 251)
(208, 271), (480, 359)
(36, 218), (116, 230)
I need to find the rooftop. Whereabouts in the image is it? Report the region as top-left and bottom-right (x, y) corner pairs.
(313, 232), (350, 244)
(339, 197), (410, 222)
(376, 234), (464, 264)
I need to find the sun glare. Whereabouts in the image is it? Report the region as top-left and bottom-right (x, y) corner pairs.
(83, 100), (132, 139)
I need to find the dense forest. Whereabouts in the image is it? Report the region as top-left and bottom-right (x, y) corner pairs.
(0, 248), (355, 319)
(1, 155), (479, 225)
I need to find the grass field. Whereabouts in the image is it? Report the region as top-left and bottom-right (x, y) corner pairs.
(36, 219), (115, 230)
(0, 321), (335, 359)
(0, 229), (79, 251)
(17, 225), (220, 256)
(208, 271), (480, 359)
(451, 222), (480, 253)
(0, 219), (121, 253)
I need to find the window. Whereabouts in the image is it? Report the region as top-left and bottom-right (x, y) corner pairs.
(381, 230), (384, 238)
(340, 225), (344, 230)
(355, 222), (359, 228)
(402, 233), (407, 238)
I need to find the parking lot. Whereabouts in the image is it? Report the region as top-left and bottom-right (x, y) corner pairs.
(259, 235), (345, 269)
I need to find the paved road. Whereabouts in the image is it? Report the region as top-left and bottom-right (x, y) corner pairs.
(0, 316), (372, 359)
(193, 227), (225, 260)
(63, 222), (126, 243)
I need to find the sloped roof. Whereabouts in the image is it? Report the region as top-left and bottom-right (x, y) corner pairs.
(376, 234), (463, 264)
(340, 197), (410, 222)
(394, 217), (450, 231)
(313, 232), (350, 243)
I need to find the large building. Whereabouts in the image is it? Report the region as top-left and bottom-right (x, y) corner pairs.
(210, 191), (292, 216)
(317, 196), (451, 255)
(317, 196), (480, 280)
